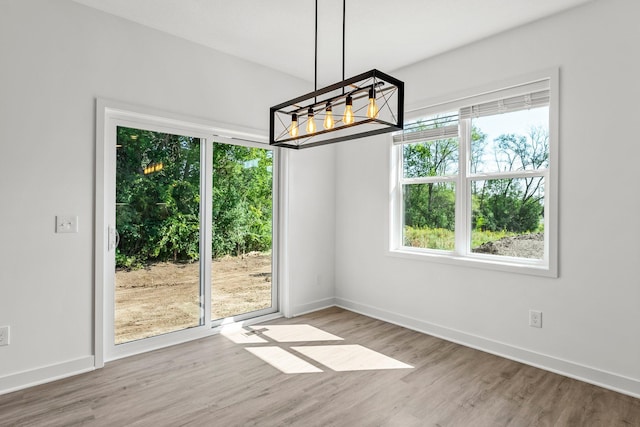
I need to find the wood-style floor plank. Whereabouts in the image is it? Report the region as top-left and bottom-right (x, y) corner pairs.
(0, 307), (638, 426)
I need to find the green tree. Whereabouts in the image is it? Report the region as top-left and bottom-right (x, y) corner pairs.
(403, 121), (487, 232)
(473, 127), (548, 233)
(115, 131), (274, 268)
(404, 182), (455, 230)
(473, 179), (542, 233)
(212, 143), (272, 258)
(115, 127), (202, 267)
(402, 117), (460, 231)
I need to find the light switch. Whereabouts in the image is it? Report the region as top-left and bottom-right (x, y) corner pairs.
(56, 215), (78, 233)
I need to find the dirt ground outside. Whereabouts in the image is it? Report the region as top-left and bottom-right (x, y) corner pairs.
(115, 252), (272, 344)
(472, 233), (544, 259)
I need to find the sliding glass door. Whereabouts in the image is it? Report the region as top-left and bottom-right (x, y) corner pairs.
(114, 126), (203, 345)
(211, 142), (275, 322)
(100, 106), (279, 360)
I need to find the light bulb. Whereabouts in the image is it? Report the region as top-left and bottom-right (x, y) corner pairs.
(289, 114), (299, 137)
(367, 88), (379, 119)
(306, 108), (316, 134)
(343, 95), (355, 125)
(323, 102), (335, 129)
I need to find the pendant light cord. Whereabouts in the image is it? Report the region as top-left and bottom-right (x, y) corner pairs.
(342, 0), (346, 86)
(314, 0), (346, 98)
(314, 0), (318, 102)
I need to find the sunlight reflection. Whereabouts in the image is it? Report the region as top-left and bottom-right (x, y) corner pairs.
(220, 323), (267, 344)
(246, 347), (323, 374)
(292, 345), (413, 372)
(257, 324), (344, 342)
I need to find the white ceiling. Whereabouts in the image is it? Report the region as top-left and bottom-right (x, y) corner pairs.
(72, 0), (593, 84)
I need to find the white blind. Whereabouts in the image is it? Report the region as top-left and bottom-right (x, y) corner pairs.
(395, 79), (551, 145)
(392, 124), (458, 145)
(393, 112), (459, 145)
(459, 89), (549, 120)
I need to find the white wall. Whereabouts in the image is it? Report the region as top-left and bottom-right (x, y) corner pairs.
(335, 0), (640, 396)
(286, 146), (337, 315)
(0, 0), (334, 392)
(3, 0), (638, 399)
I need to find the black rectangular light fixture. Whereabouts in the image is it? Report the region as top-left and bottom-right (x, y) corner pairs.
(270, 69), (404, 149)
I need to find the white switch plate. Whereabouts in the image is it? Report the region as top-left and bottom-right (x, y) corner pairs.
(0, 326), (9, 346)
(56, 215), (78, 233)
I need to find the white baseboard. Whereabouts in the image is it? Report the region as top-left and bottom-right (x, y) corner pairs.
(292, 297), (336, 317)
(335, 297), (640, 399)
(0, 356), (95, 396)
(4, 302), (638, 399)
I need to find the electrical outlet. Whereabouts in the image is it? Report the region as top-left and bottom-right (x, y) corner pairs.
(0, 326), (9, 346)
(529, 310), (542, 328)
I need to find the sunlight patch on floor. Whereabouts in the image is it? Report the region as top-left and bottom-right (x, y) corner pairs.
(256, 324), (344, 342)
(246, 347), (323, 374)
(220, 324), (268, 344)
(223, 322), (413, 374)
(292, 345), (413, 371)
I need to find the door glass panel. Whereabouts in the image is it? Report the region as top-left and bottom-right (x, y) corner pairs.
(115, 126), (202, 344)
(212, 143), (273, 320)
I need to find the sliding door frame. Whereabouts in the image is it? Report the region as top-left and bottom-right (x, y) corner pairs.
(209, 136), (280, 327)
(95, 99), (287, 367)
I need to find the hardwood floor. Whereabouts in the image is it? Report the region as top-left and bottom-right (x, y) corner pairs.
(1, 307), (638, 426)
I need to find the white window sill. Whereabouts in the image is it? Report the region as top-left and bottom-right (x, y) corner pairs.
(388, 247), (557, 278)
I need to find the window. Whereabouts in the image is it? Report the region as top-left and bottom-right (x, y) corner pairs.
(391, 72), (557, 276)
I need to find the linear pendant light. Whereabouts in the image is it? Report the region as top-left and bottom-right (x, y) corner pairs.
(269, 0), (404, 149)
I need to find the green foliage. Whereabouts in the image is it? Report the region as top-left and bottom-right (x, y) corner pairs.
(404, 123), (546, 244)
(402, 124), (486, 232)
(152, 213), (200, 261)
(494, 130), (549, 171)
(403, 139), (458, 178)
(115, 127), (272, 269)
(116, 126), (201, 268)
(404, 183), (455, 230)
(404, 226), (455, 250)
(404, 226), (518, 250)
(212, 143), (272, 258)
(115, 250), (143, 270)
(472, 178), (543, 233)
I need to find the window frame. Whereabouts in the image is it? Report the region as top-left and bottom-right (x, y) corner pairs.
(389, 69), (558, 277)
